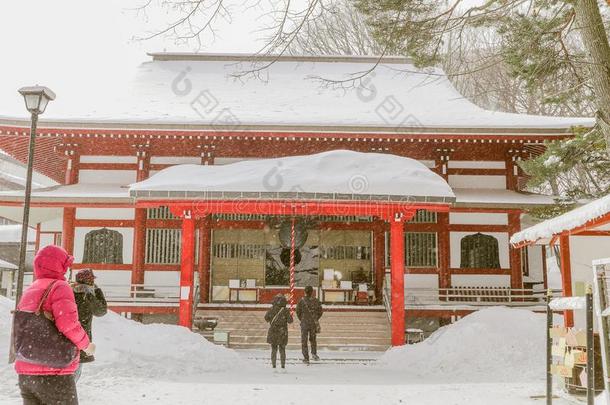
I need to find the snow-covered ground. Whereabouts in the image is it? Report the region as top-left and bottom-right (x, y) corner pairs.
(0, 297), (584, 404)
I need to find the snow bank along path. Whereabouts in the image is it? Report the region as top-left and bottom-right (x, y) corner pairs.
(2, 299), (545, 383)
(379, 307), (546, 382)
(0, 296), (246, 384)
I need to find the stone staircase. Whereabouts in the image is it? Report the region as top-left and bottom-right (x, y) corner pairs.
(194, 307), (391, 351)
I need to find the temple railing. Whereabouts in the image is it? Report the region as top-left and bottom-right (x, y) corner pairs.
(100, 283), (558, 309)
(103, 284), (180, 303)
(404, 287), (560, 308)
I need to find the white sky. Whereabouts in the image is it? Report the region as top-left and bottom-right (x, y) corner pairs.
(0, 0), (275, 119)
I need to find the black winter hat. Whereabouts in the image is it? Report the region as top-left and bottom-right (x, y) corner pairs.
(273, 294), (288, 307)
(76, 268), (96, 285)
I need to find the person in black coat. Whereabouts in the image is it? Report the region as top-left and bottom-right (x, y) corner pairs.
(264, 294), (293, 369)
(296, 286), (323, 364)
(71, 268), (107, 381)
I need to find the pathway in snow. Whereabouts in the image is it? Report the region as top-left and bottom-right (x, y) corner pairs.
(0, 298), (585, 404)
(0, 350), (579, 405)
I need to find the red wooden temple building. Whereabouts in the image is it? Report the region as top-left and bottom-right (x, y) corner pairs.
(0, 53), (594, 347)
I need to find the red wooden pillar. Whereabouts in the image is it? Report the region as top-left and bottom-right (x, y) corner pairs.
(438, 212), (451, 291)
(390, 214), (406, 346)
(179, 212), (196, 328)
(373, 220), (386, 304)
(131, 208), (147, 286)
(559, 234), (574, 327)
(62, 207), (76, 255)
(197, 216), (211, 303)
(508, 211), (523, 290)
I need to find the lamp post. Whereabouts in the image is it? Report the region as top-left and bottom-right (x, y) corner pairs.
(8, 86), (55, 364)
(13, 86), (55, 304)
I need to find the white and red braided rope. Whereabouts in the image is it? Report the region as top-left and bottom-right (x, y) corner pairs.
(289, 216), (296, 314)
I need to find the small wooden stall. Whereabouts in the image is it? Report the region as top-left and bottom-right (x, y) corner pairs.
(512, 193), (610, 328)
(546, 292), (601, 404)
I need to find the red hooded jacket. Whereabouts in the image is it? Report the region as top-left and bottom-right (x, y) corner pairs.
(15, 245), (91, 375)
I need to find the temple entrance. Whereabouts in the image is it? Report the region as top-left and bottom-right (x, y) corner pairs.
(131, 149), (455, 345)
(209, 220), (375, 305)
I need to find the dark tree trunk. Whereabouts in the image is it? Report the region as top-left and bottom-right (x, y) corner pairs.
(574, 0), (610, 154)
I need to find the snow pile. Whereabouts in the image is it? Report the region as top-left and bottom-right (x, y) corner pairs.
(131, 149), (456, 201)
(85, 311), (245, 379)
(0, 295), (13, 358)
(0, 296), (16, 385)
(379, 307), (545, 382)
(511, 193), (610, 244)
(549, 297), (586, 310)
(0, 296), (246, 384)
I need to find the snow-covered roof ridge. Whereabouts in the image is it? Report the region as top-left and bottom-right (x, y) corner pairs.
(0, 53), (595, 131)
(130, 150), (456, 203)
(510, 193), (610, 245)
(148, 52), (416, 64)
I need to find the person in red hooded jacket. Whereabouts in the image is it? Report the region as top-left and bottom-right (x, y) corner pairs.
(15, 245), (96, 405)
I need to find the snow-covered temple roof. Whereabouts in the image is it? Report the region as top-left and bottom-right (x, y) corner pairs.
(511, 194), (610, 245)
(452, 189), (554, 208)
(0, 258), (17, 270)
(130, 150), (456, 203)
(0, 224), (35, 243)
(0, 53), (595, 133)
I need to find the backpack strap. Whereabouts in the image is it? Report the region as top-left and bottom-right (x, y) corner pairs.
(270, 307), (285, 327)
(304, 299), (316, 320)
(35, 280), (59, 315)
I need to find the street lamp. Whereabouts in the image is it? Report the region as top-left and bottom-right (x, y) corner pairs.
(13, 86), (55, 304)
(8, 86), (55, 364)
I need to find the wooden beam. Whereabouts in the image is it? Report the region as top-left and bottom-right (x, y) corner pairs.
(78, 163), (138, 171)
(508, 211), (523, 290)
(449, 224), (509, 233)
(559, 234), (574, 327)
(74, 219), (134, 228)
(572, 230), (610, 237)
(153, 199), (448, 220)
(450, 268), (511, 275)
(446, 168), (506, 176)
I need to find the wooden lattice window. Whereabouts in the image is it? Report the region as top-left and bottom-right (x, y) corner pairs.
(83, 228), (123, 264)
(405, 232), (437, 268)
(147, 206), (178, 220)
(145, 229), (182, 264)
(321, 246), (371, 260)
(460, 233), (500, 269)
(212, 243), (267, 259)
(407, 210), (437, 224)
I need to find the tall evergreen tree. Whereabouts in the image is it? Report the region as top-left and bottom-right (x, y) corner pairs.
(352, 0), (610, 154)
